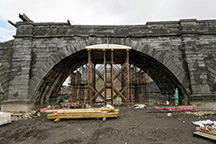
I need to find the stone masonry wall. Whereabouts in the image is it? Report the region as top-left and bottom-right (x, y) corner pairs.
(4, 19), (216, 105)
(0, 40), (13, 101)
(180, 20), (216, 99)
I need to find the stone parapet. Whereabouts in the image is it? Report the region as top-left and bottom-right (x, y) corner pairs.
(14, 19), (216, 38)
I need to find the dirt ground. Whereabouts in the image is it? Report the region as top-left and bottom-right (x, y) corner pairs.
(0, 108), (215, 144)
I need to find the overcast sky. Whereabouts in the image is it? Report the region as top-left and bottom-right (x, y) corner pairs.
(0, 0), (216, 42)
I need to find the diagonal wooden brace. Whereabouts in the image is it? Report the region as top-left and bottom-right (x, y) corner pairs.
(90, 86), (104, 101)
(112, 64), (128, 81)
(113, 87), (128, 102)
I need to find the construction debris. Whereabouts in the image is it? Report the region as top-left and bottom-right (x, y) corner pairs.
(11, 110), (39, 121)
(134, 104), (146, 109)
(46, 108), (119, 123)
(0, 112), (11, 126)
(167, 113), (172, 117)
(193, 120), (216, 140)
(193, 120), (216, 128)
(186, 111), (216, 116)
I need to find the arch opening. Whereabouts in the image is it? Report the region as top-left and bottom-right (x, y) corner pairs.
(34, 44), (188, 106)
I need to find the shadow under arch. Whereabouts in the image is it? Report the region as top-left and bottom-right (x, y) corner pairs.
(130, 49), (189, 104)
(34, 44), (189, 105)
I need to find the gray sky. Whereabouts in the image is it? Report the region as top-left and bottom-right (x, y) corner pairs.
(0, 0), (216, 41)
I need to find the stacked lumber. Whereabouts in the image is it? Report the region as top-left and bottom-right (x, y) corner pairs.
(0, 112), (11, 126)
(46, 108), (119, 122)
(194, 125), (216, 140)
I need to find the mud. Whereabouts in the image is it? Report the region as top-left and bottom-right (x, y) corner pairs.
(0, 108), (215, 144)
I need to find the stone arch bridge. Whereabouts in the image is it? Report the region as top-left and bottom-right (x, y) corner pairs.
(0, 16), (216, 111)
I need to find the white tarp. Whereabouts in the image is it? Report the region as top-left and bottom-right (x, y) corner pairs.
(86, 44), (131, 50)
(134, 104), (146, 109)
(192, 120), (216, 128)
(101, 104), (114, 109)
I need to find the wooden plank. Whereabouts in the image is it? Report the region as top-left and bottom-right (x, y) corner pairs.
(194, 131), (216, 140)
(196, 127), (216, 136)
(46, 108), (119, 113)
(48, 111), (119, 115)
(48, 114), (118, 119)
(49, 114), (119, 117)
(49, 113), (118, 117)
(11, 113), (24, 116)
(49, 111), (119, 116)
(46, 108), (119, 112)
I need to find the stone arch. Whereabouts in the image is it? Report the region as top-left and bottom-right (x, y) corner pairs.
(31, 37), (190, 104)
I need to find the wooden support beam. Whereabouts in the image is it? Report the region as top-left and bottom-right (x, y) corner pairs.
(78, 70), (81, 102)
(130, 65), (133, 105)
(71, 71), (75, 103)
(8, 20), (16, 27)
(135, 66), (139, 103)
(103, 49), (107, 106)
(87, 49), (92, 105)
(84, 65), (87, 107)
(19, 13), (33, 22)
(111, 49), (114, 105)
(92, 64), (96, 102)
(126, 49), (130, 105)
(75, 71), (78, 102)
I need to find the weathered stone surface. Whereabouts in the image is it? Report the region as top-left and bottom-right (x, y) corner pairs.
(0, 40), (13, 102)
